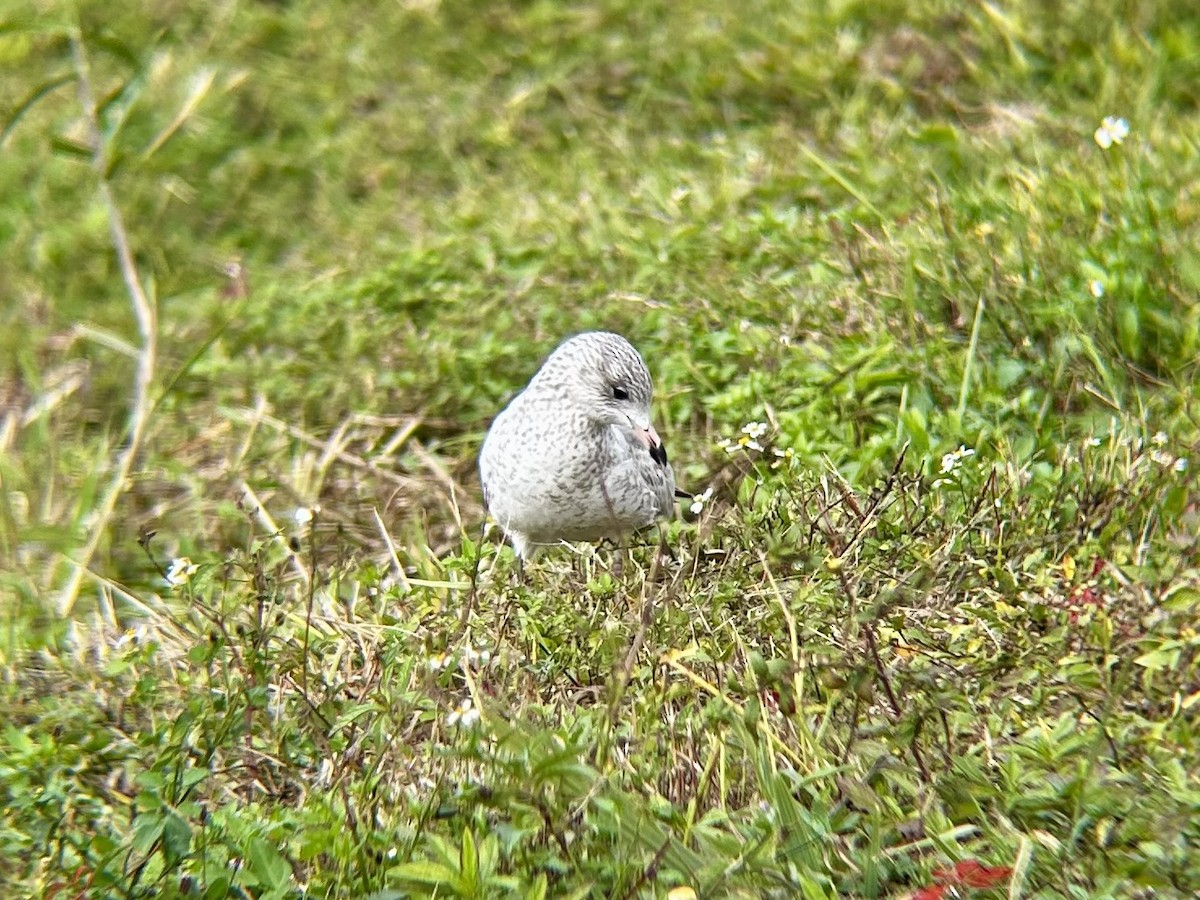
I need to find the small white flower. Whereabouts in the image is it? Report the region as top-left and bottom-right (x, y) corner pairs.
(1174, 457), (1188, 473)
(314, 757), (334, 789)
(427, 653), (451, 673)
(689, 486), (714, 515)
(293, 506), (318, 526)
(742, 422), (769, 440)
(1084, 437), (1102, 449)
(1088, 280), (1105, 298)
(721, 425), (769, 454)
(1150, 449), (1176, 469)
(113, 624), (152, 651)
(463, 646), (492, 666)
(64, 621), (80, 657)
(1152, 431), (1168, 446)
(165, 557), (198, 587)
(1093, 116), (1130, 150)
(446, 698), (479, 728)
(939, 445), (976, 474)
(770, 447), (795, 470)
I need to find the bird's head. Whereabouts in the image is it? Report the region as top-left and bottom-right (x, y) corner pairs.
(533, 331), (667, 462)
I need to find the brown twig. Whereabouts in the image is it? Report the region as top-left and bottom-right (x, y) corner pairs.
(861, 611), (932, 786)
(830, 499), (933, 787)
(619, 835), (672, 900)
(607, 566), (659, 729)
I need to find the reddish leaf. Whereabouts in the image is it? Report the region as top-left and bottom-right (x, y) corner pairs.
(963, 863), (1012, 887)
(932, 859), (1013, 888)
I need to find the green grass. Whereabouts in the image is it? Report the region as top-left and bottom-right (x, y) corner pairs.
(2, 0), (1199, 896)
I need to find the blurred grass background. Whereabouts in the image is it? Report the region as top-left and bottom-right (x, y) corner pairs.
(1, 0), (1199, 896)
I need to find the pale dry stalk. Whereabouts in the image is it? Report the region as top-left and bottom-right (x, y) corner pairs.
(57, 28), (159, 615)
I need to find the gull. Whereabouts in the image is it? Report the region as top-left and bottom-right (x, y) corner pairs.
(479, 332), (677, 559)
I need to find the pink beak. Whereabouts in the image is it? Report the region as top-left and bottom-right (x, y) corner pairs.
(635, 425), (669, 466)
(634, 424), (663, 451)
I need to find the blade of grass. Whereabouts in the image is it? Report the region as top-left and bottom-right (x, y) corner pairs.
(956, 292), (985, 420)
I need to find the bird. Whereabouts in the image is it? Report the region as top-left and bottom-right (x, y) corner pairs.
(479, 331), (677, 560)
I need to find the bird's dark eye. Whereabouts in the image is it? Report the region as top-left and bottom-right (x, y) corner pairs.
(612, 386), (629, 401)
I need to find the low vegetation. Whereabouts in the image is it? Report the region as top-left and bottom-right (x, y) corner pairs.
(1, 0), (1198, 896)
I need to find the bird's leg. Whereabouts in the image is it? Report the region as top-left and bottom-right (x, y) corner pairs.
(651, 529), (667, 580)
(510, 535), (536, 586)
(597, 482), (629, 585)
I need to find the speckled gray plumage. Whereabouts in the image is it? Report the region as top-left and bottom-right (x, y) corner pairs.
(479, 332), (676, 558)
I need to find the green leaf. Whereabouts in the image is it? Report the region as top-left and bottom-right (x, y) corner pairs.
(162, 811), (192, 866)
(50, 133), (92, 159)
(130, 813), (165, 854)
(1, 73), (73, 146)
(478, 832), (499, 883)
(245, 835), (291, 890)
(330, 703), (381, 736)
(1116, 303), (1141, 361)
(743, 694), (761, 728)
(134, 790), (161, 814)
(524, 874), (548, 900)
(180, 767), (209, 790)
(1133, 645), (1180, 670)
(393, 860), (467, 893)
(460, 828), (479, 892)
